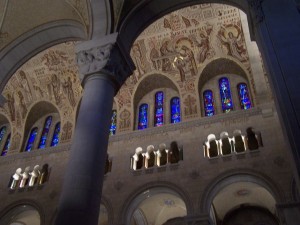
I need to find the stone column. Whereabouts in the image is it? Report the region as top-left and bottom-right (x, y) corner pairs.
(249, 0), (300, 187)
(54, 33), (134, 225)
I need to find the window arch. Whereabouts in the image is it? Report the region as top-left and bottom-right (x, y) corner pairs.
(51, 122), (61, 147)
(237, 83), (252, 110)
(219, 77), (233, 113)
(109, 110), (117, 135)
(138, 104), (148, 130)
(203, 90), (215, 117)
(25, 127), (38, 152)
(170, 97), (181, 123)
(38, 116), (53, 149)
(154, 91), (164, 127)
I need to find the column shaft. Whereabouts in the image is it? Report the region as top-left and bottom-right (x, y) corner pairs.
(55, 73), (115, 225)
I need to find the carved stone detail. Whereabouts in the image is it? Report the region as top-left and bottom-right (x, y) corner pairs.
(76, 33), (135, 89)
(248, 0), (264, 24)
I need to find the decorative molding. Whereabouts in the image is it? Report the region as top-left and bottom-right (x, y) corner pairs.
(76, 33), (135, 89)
(248, 0), (264, 24)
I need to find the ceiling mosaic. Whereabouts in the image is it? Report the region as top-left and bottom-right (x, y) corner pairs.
(0, 0), (90, 50)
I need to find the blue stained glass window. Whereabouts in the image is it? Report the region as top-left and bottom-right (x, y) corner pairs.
(155, 91), (164, 127)
(109, 110), (117, 135)
(0, 126), (7, 145)
(38, 116), (53, 149)
(1, 133), (11, 156)
(203, 90), (215, 117)
(237, 83), (252, 110)
(51, 122), (60, 147)
(138, 104), (148, 130)
(25, 127), (38, 152)
(219, 77), (233, 113)
(170, 97), (181, 123)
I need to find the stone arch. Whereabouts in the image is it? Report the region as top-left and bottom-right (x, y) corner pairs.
(118, 0), (252, 53)
(99, 196), (114, 225)
(121, 181), (193, 224)
(197, 58), (254, 115)
(199, 169), (284, 219)
(132, 73), (181, 129)
(0, 200), (44, 225)
(20, 101), (60, 152)
(0, 20), (87, 93)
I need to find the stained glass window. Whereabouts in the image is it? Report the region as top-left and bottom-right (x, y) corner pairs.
(38, 116), (53, 149)
(203, 90), (215, 117)
(170, 97), (181, 123)
(25, 127), (38, 152)
(109, 110), (117, 135)
(155, 91), (164, 127)
(219, 77), (233, 112)
(237, 83), (252, 110)
(51, 122), (60, 147)
(0, 126), (7, 146)
(138, 104), (148, 130)
(1, 133), (11, 156)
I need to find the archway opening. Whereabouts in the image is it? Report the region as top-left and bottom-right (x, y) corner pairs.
(126, 188), (187, 225)
(0, 205), (41, 225)
(210, 181), (279, 225)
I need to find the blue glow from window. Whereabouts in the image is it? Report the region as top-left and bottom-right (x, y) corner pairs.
(25, 127), (38, 152)
(138, 104), (148, 130)
(219, 77), (233, 113)
(109, 110), (117, 135)
(38, 116), (53, 149)
(237, 83), (252, 110)
(203, 90), (215, 117)
(1, 133), (11, 156)
(170, 97), (181, 123)
(155, 91), (164, 127)
(51, 122), (60, 147)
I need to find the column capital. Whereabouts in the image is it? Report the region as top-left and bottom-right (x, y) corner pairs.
(247, 0), (264, 24)
(75, 33), (135, 90)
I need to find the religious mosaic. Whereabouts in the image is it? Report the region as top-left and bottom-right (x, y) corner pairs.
(1, 42), (82, 149)
(120, 4), (253, 121)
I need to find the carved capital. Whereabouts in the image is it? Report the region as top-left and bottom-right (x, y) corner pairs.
(248, 0), (264, 24)
(76, 33), (135, 89)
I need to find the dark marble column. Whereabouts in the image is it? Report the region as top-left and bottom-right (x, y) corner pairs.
(55, 33), (134, 225)
(249, 0), (300, 187)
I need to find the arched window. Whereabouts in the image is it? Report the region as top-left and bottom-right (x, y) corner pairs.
(51, 122), (60, 147)
(203, 90), (215, 117)
(38, 116), (53, 149)
(138, 104), (148, 130)
(1, 133), (10, 156)
(170, 97), (181, 123)
(25, 127), (38, 152)
(0, 126), (7, 145)
(237, 83), (252, 110)
(154, 91), (164, 127)
(219, 77), (233, 113)
(109, 110), (117, 135)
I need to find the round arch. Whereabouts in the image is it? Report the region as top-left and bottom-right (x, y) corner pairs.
(118, 0), (253, 53)
(0, 200), (44, 225)
(100, 196), (114, 225)
(199, 169), (284, 217)
(121, 181), (193, 224)
(20, 101), (61, 152)
(0, 20), (87, 93)
(132, 73), (181, 129)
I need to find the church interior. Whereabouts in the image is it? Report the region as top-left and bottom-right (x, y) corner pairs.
(0, 0), (300, 225)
